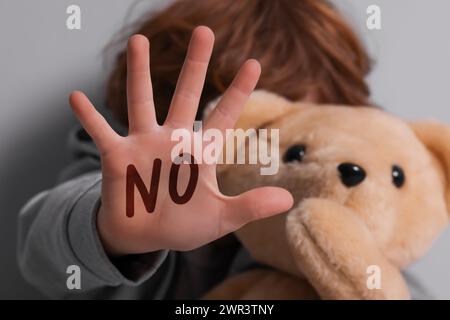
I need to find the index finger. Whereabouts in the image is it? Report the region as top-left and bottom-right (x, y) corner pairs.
(204, 59), (261, 133)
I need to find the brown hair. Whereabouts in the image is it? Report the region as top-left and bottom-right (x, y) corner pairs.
(106, 0), (372, 126)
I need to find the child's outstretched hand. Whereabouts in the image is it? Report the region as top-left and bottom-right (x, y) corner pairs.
(69, 26), (293, 256)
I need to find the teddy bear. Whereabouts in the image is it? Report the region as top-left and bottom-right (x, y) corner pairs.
(204, 90), (450, 300)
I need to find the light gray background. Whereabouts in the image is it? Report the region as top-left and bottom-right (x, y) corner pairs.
(0, 0), (449, 299)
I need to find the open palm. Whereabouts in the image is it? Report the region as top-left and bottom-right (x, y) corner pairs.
(69, 26), (293, 256)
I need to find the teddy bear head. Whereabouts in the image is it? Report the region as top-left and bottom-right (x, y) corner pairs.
(214, 91), (450, 283)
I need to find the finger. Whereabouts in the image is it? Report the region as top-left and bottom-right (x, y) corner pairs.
(69, 91), (120, 154)
(204, 59), (261, 133)
(164, 26), (214, 128)
(223, 187), (294, 231)
(127, 34), (156, 133)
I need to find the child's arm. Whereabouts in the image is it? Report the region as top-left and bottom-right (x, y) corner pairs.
(18, 129), (171, 299)
(18, 27), (293, 299)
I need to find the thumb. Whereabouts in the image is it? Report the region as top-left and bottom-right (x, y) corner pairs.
(225, 186), (294, 229)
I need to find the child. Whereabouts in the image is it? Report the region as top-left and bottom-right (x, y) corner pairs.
(18, 0), (372, 299)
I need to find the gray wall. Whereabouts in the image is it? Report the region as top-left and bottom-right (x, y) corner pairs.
(0, 0), (449, 299)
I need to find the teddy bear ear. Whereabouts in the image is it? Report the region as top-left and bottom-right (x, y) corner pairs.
(410, 120), (450, 210)
(203, 90), (298, 130)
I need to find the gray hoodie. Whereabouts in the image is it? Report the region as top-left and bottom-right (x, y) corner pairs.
(17, 127), (431, 299)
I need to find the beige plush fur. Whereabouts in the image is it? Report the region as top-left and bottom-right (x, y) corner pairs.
(204, 91), (450, 300)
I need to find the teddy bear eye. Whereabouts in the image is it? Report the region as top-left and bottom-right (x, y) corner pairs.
(283, 145), (306, 163)
(392, 165), (405, 188)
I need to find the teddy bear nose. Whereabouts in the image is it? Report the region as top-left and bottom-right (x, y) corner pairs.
(338, 163), (366, 187)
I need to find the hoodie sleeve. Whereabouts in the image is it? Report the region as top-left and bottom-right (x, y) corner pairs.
(17, 127), (171, 299)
